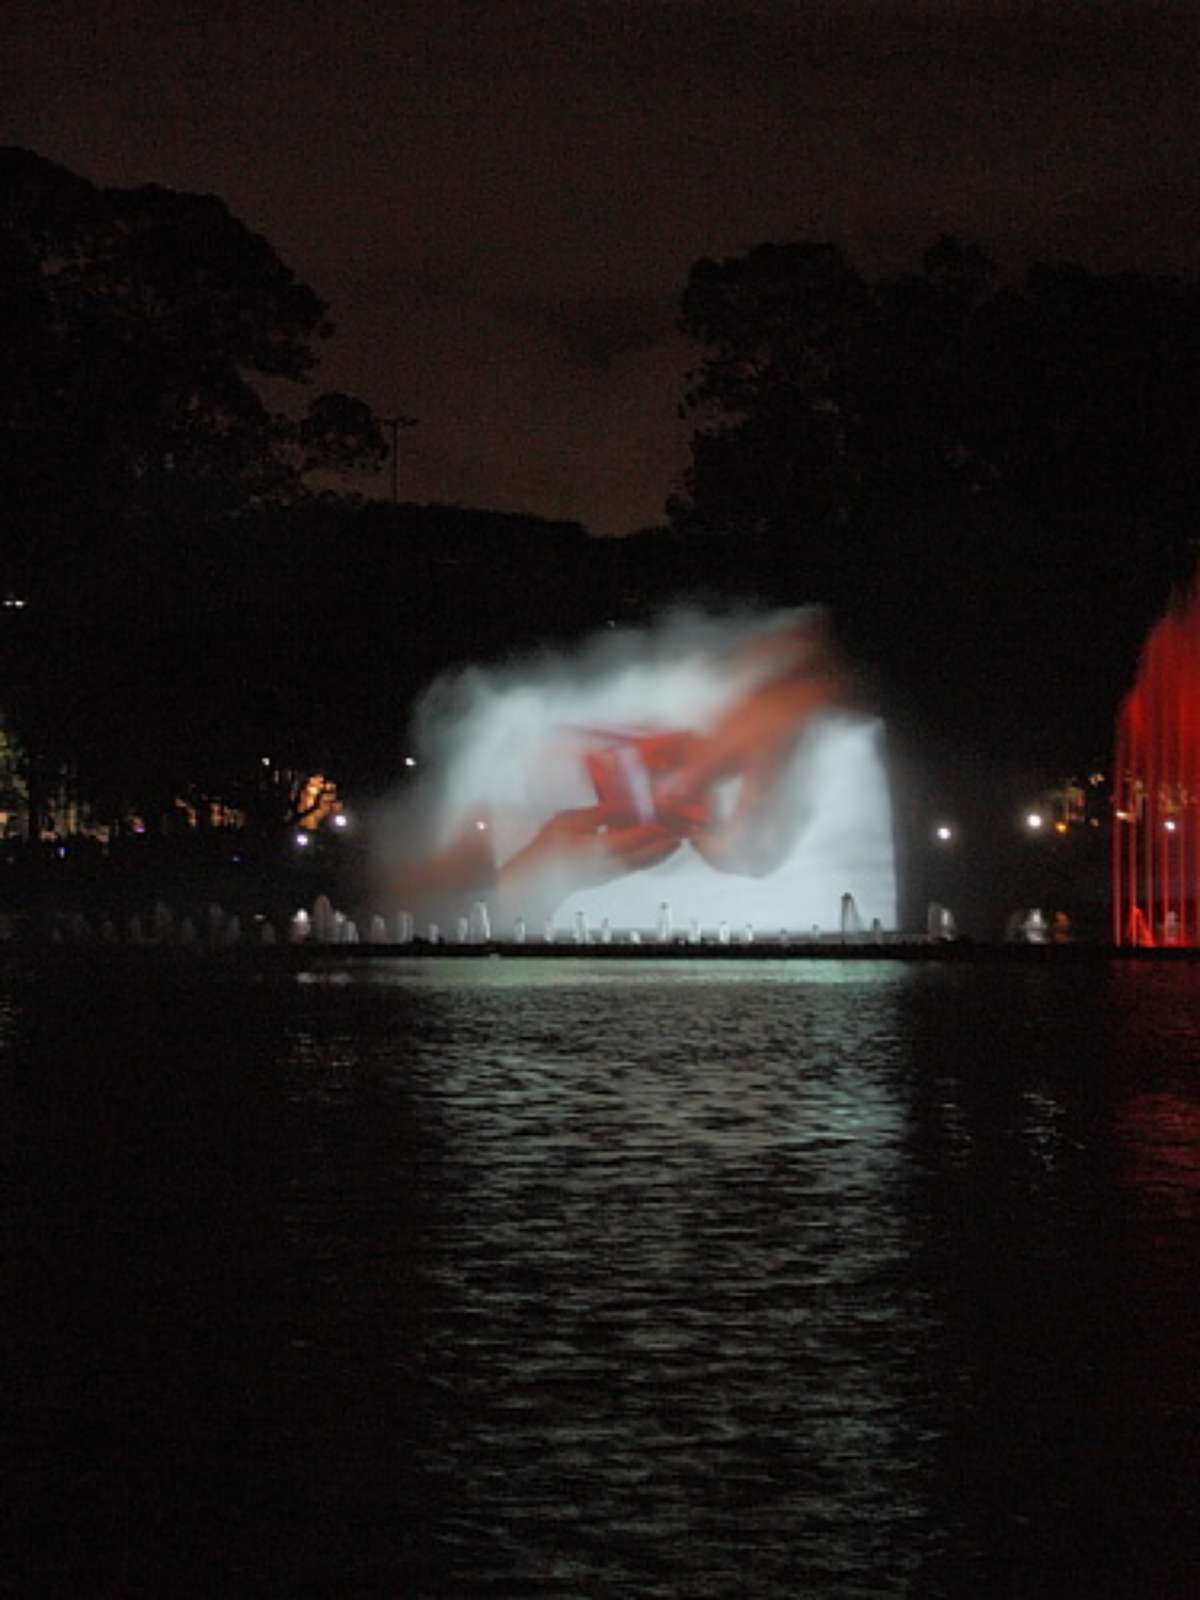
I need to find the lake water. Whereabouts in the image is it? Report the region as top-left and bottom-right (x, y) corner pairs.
(3, 955), (1199, 1597)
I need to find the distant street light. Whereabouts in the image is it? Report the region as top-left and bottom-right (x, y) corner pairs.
(1025, 812), (1044, 831)
(934, 824), (954, 843)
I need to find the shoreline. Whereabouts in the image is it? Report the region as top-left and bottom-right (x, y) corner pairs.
(0, 938), (1193, 963)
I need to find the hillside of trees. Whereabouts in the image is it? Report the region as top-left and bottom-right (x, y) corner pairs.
(4, 149), (1197, 930)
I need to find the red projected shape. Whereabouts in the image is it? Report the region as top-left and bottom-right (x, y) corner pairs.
(1113, 580), (1200, 945)
(576, 728), (711, 835)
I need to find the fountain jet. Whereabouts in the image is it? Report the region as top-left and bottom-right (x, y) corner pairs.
(375, 607), (897, 939)
(1113, 577), (1200, 945)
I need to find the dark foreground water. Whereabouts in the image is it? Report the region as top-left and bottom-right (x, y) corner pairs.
(3, 955), (1199, 1598)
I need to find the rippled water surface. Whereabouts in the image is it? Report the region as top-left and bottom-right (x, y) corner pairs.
(4, 955), (1200, 1596)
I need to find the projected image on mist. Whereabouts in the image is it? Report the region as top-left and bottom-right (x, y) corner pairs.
(379, 609), (896, 936)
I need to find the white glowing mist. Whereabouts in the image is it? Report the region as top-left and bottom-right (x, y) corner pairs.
(375, 607), (896, 935)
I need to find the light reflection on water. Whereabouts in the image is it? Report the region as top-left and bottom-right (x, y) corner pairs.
(3, 957), (1200, 1595)
(346, 962), (924, 1595)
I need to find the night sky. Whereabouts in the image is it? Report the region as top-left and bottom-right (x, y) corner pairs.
(4, 0), (1197, 535)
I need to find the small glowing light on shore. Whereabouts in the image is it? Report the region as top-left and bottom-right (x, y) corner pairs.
(295, 832), (310, 848)
(475, 819), (488, 831)
(1025, 812), (1044, 830)
(261, 756), (271, 766)
(403, 756), (417, 768)
(332, 813), (349, 829)
(1054, 820), (1069, 834)
(934, 824), (953, 842)
(1115, 809), (1132, 821)
(1165, 818), (1178, 832)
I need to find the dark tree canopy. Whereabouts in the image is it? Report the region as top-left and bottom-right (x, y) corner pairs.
(669, 235), (1200, 931)
(670, 233), (1200, 707)
(672, 235), (1200, 569)
(0, 149), (392, 834)
(672, 242), (873, 536)
(0, 147), (386, 594)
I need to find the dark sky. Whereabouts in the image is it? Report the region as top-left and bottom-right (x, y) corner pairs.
(4, 0), (1198, 534)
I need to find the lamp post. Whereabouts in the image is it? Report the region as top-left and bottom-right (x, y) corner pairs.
(383, 417), (400, 505)
(381, 414), (415, 506)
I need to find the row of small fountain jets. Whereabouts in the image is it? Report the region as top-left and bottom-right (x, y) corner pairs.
(44, 892), (930, 948)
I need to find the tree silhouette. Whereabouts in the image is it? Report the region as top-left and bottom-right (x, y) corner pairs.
(670, 242), (872, 540)
(671, 234), (1200, 574)
(0, 149), (389, 838)
(0, 147), (385, 596)
(669, 235), (1200, 932)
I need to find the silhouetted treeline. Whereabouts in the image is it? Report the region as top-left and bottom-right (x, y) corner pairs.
(1, 496), (600, 833)
(670, 236), (1200, 703)
(663, 235), (1200, 929)
(3, 149), (1196, 930)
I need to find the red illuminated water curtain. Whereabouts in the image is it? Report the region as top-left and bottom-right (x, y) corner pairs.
(1113, 578), (1200, 945)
